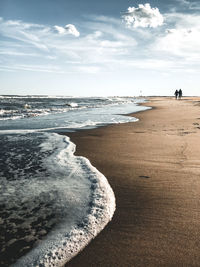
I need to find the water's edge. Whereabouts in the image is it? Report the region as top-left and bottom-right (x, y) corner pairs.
(11, 100), (151, 266)
(13, 135), (116, 267)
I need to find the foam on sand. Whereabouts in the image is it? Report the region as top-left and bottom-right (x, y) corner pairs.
(12, 133), (116, 266)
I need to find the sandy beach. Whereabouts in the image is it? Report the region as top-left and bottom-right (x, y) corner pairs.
(66, 97), (200, 266)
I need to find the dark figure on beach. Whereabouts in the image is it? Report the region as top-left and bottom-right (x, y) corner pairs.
(178, 89), (183, 99)
(175, 90), (179, 99)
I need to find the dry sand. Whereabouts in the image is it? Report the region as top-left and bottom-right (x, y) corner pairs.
(66, 97), (200, 266)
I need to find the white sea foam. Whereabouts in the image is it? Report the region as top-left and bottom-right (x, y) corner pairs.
(0, 107), (80, 121)
(12, 133), (116, 266)
(0, 114), (139, 135)
(0, 95), (74, 99)
(66, 102), (78, 108)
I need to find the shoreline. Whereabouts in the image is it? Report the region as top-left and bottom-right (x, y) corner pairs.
(9, 134), (116, 267)
(65, 96), (200, 266)
(0, 97), (146, 266)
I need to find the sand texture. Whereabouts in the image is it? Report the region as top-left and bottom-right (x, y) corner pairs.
(66, 97), (200, 266)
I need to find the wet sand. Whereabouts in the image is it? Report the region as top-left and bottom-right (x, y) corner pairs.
(66, 97), (200, 266)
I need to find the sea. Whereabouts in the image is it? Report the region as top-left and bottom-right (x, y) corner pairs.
(0, 95), (150, 266)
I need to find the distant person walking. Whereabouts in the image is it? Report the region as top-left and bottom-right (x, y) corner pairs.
(178, 89), (183, 99)
(174, 89), (179, 99)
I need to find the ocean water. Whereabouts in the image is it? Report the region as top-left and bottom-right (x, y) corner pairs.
(0, 96), (149, 266)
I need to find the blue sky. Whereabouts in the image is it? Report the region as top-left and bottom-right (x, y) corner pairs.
(0, 0), (200, 96)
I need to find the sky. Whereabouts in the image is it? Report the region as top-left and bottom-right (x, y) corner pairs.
(0, 0), (200, 96)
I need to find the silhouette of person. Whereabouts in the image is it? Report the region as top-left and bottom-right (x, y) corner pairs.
(174, 89), (179, 99)
(178, 89), (182, 99)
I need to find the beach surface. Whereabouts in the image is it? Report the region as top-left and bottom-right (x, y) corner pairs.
(66, 97), (200, 266)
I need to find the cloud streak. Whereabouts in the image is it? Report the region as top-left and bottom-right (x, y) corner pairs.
(175, 0), (200, 10)
(0, 15), (139, 73)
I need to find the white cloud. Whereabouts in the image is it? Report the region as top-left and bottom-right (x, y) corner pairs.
(0, 16), (133, 73)
(54, 24), (80, 37)
(54, 25), (66, 34)
(122, 3), (164, 28)
(65, 24), (80, 37)
(1, 11), (200, 77)
(154, 13), (200, 59)
(156, 27), (200, 57)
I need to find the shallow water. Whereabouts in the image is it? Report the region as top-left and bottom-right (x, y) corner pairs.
(0, 96), (149, 266)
